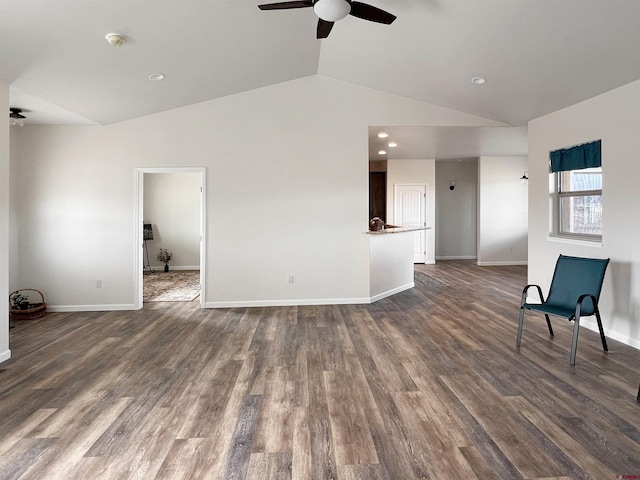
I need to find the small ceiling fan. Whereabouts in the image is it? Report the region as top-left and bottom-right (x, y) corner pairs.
(258, 0), (396, 39)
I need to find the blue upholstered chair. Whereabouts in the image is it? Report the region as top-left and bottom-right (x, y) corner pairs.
(516, 254), (610, 365)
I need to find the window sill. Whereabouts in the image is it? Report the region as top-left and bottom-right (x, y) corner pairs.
(546, 236), (603, 248)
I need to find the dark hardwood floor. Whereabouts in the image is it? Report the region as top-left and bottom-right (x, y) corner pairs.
(1, 261), (639, 479)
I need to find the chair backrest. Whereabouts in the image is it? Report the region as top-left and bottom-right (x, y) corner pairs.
(546, 255), (610, 315)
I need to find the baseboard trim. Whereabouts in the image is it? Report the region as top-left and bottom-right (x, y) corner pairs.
(44, 283), (419, 311)
(436, 256), (477, 260)
(580, 318), (640, 350)
(477, 261), (528, 266)
(370, 282), (414, 303)
(423, 260), (436, 265)
(0, 349), (11, 364)
(47, 304), (137, 313)
(204, 284), (416, 309)
(205, 297), (371, 308)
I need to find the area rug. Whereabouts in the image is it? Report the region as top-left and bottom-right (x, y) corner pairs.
(414, 271), (449, 288)
(143, 271), (200, 302)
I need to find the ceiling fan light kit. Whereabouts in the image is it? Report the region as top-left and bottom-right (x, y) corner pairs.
(9, 108), (26, 127)
(258, 0), (395, 38)
(314, 0), (350, 21)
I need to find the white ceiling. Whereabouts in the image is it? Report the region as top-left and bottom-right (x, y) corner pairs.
(3, 1), (640, 155)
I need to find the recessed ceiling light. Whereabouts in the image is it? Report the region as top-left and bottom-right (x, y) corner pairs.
(378, 150), (387, 155)
(471, 76), (486, 84)
(388, 142), (397, 148)
(378, 132), (388, 138)
(148, 73), (165, 81)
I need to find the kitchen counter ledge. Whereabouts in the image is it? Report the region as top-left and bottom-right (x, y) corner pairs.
(366, 226), (431, 235)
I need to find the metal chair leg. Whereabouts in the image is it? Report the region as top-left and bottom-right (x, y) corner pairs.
(594, 307), (608, 352)
(516, 307), (525, 347)
(569, 315), (581, 366)
(637, 384), (640, 403)
(545, 314), (554, 336)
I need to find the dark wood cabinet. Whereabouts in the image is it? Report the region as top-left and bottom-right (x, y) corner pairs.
(369, 172), (386, 222)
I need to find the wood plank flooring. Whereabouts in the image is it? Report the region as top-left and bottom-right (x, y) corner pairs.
(1, 260), (640, 479)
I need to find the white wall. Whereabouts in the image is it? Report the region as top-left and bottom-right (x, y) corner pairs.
(0, 81), (10, 362)
(528, 78), (640, 349)
(386, 159), (436, 264)
(435, 160), (478, 260)
(9, 128), (19, 292)
(144, 173), (200, 269)
(10, 75), (503, 311)
(477, 156), (528, 266)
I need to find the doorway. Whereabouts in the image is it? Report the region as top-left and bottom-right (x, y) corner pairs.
(434, 159), (478, 261)
(134, 167), (206, 309)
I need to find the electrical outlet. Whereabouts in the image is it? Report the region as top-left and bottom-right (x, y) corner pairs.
(96, 280), (102, 288)
(288, 275), (294, 284)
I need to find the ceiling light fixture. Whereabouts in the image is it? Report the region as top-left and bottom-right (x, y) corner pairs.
(388, 142), (397, 148)
(148, 73), (165, 81)
(378, 132), (388, 138)
(378, 150), (387, 155)
(105, 33), (126, 47)
(471, 76), (486, 84)
(313, 0), (351, 22)
(9, 108), (25, 127)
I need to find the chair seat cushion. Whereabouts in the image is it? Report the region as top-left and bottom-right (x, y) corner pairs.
(525, 302), (593, 318)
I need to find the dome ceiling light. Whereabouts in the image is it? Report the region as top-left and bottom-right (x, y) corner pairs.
(314, 0), (351, 21)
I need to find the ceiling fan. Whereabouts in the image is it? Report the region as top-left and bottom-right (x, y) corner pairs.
(258, 0), (396, 39)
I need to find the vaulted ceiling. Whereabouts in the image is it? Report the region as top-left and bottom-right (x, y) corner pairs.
(3, 1), (640, 133)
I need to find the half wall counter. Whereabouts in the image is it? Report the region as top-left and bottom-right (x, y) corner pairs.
(367, 226), (430, 302)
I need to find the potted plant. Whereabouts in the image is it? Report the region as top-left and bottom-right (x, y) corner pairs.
(9, 289), (47, 320)
(157, 248), (173, 272)
(10, 292), (30, 310)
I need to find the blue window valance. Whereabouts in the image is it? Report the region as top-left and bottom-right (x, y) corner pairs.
(550, 140), (601, 173)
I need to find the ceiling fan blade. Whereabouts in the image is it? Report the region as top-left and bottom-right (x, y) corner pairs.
(317, 19), (334, 38)
(258, 0), (312, 10)
(349, 2), (396, 24)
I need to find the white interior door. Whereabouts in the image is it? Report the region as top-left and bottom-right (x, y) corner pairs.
(395, 184), (427, 263)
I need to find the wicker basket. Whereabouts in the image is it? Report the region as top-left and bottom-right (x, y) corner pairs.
(9, 289), (47, 320)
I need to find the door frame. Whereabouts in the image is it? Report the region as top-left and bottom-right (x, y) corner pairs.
(393, 183), (428, 264)
(134, 167), (207, 309)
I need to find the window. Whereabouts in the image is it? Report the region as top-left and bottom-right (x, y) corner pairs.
(557, 167), (602, 237)
(550, 140), (602, 241)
